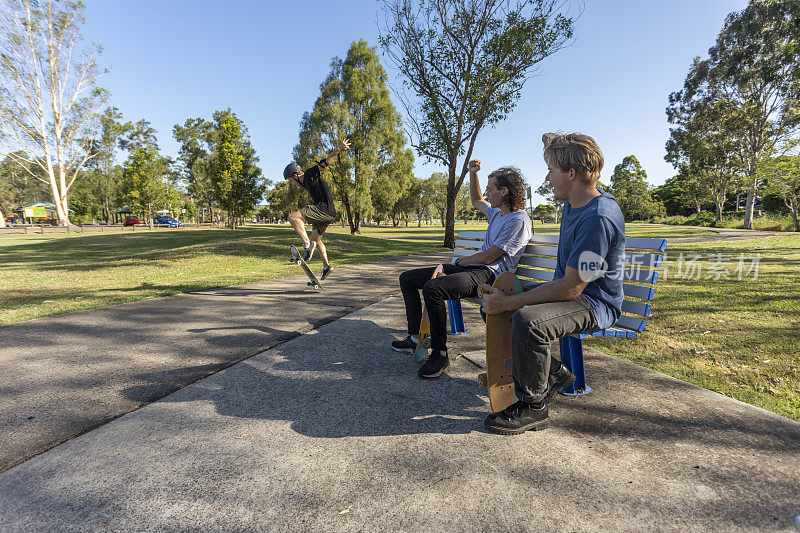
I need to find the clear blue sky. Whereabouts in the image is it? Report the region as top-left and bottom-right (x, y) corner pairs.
(83, 0), (748, 206)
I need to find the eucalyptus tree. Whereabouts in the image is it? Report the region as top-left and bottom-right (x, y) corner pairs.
(88, 107), (131, 222)
(426, 171), (449, 226)
(0, 152), (50, 211)
(174, 110), (265, 227)
(760, 141), (800, 231)
(265, 181), (302, 222)
(294, 40), (409, 234)
(119, 119), (159, 153)
(667, 0), (800, 229)
(372, 147), (414, 225)
(392, 175), (422, 226)
(651, 172), (708, 217)
(0, 0), (108, 226)
(120, 144), (172, 228)
(380, 0), (574, 247)
(666, 93), (741, 221)
(210, 113), (265, 228)
(174, 117), (216, 222)
(609, 156), (663, 221)
(535, 182), (562, 222)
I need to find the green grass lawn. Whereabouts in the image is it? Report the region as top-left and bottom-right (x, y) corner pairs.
(0, 225), (441, 325)
(592, 233), (800, 421)
(2, 222), (796, 420)
(324, 221), (716, 239)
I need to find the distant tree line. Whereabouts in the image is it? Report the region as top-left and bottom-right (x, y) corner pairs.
(664, 0), (799, 230)
(0, 0), (268, 228)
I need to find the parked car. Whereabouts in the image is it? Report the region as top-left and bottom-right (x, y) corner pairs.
(153, 215), (182, 227)
(124, 216), (142, 226)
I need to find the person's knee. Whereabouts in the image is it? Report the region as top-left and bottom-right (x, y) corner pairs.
(511, 309), (546, 342)
(422, 278), (445, 300)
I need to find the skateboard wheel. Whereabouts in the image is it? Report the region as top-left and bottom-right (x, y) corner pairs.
(477, 372), (487, 387)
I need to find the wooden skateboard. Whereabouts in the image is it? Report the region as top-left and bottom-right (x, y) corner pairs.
(290, 245), (322, 290)
(478, 271), (523, 413)
(414, 264), (445, 363)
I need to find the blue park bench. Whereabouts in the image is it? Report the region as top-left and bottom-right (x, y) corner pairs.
(445, 230), (668, 396)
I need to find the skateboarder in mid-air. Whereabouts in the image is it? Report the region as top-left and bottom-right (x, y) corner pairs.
(283, 139), (350, 280)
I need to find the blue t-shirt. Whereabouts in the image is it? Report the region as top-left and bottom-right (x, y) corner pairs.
(472, 206), (532, 276)
(555, 191), (626, 330)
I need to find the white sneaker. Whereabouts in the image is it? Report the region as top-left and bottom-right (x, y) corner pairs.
(303, 242), (316, 261)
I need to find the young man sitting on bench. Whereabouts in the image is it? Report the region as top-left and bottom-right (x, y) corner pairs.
(480, 132), (626, 435)
(391, 159), (532, 379)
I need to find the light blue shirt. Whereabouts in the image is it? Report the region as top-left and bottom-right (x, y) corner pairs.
(471, 206), (532, 276)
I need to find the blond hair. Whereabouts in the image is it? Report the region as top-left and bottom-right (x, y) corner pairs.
(542, 132), (604, 183)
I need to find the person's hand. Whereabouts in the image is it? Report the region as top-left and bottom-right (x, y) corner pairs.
(338, 139), (351, 152)
(480, 284), (512, 314)
(469, 159), (481, 174)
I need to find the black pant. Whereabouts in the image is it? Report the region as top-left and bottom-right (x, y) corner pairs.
(399, 264), (495, 352)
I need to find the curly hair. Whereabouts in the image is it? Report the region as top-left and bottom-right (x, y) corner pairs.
(488, 167), (526, 211)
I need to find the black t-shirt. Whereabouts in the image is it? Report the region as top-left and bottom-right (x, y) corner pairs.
(300, 162), (336, 217)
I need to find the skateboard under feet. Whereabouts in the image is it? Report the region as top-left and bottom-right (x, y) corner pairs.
(290, 245), (322, 290)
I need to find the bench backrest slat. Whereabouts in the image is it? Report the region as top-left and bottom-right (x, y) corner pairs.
(615, 314), (647, 333)
(518, 268), (555, 284)
(517, 255), (558, 270)
(522, 243), (663, 268)
(530, 234), (667, 253)
(626, 237), (668, 252)
(621, 299), (651, 317)
(454, 239), (484, 251)
(518, 257), (660, 284)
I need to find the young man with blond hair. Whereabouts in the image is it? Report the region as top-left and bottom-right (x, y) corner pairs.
(392, 159), (532, 379)
(480, 132), (626, 435)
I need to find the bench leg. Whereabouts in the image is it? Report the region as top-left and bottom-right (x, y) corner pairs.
(447, 299), (469, 335)
(558, 336), (591, 396)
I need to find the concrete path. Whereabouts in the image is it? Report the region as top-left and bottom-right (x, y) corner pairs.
(0, 295), (798, 531)
(0, 252), (449, 472)
(1, 239), (798, 531)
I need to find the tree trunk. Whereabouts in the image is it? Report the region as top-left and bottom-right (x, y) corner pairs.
(444, 187), (456, 248)
(343, 200), (355, 233)
(352, 211), (361, 234)
(743, 169), (757, 229)
(788, 195), (800, 232)
(714, 192), (725, 222)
